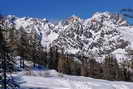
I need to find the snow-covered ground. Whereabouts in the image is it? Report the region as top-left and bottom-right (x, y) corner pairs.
(13, 70), (133, 89)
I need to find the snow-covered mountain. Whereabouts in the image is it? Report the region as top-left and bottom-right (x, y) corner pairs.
(4, 12), (133, 61)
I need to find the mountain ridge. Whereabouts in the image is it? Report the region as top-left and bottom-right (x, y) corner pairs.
(3, 12), (133, 62)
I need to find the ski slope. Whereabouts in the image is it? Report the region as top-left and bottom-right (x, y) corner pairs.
(14, 70), (133, 89)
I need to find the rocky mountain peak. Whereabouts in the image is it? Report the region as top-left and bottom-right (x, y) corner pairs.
(2, 12), (133, 61)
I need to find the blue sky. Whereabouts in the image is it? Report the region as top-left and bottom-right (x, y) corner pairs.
(0, 0), (133, 20)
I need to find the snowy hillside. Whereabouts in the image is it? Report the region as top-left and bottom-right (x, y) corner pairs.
(4, 12), (133, 60)
(14, 70), (133, 89)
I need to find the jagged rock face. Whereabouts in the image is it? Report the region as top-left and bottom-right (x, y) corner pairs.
(53, 12), (129, 57)
(3, 12), (133, 59)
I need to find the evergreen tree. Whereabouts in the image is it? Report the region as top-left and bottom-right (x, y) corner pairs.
(0, 17), (19, 89)
(103, 55), (120, 80)
(47, 46), (59, 69)
(16, 26), (28, 68)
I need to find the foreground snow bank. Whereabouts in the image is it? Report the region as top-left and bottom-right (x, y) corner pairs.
(14, 70), (133, 89)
